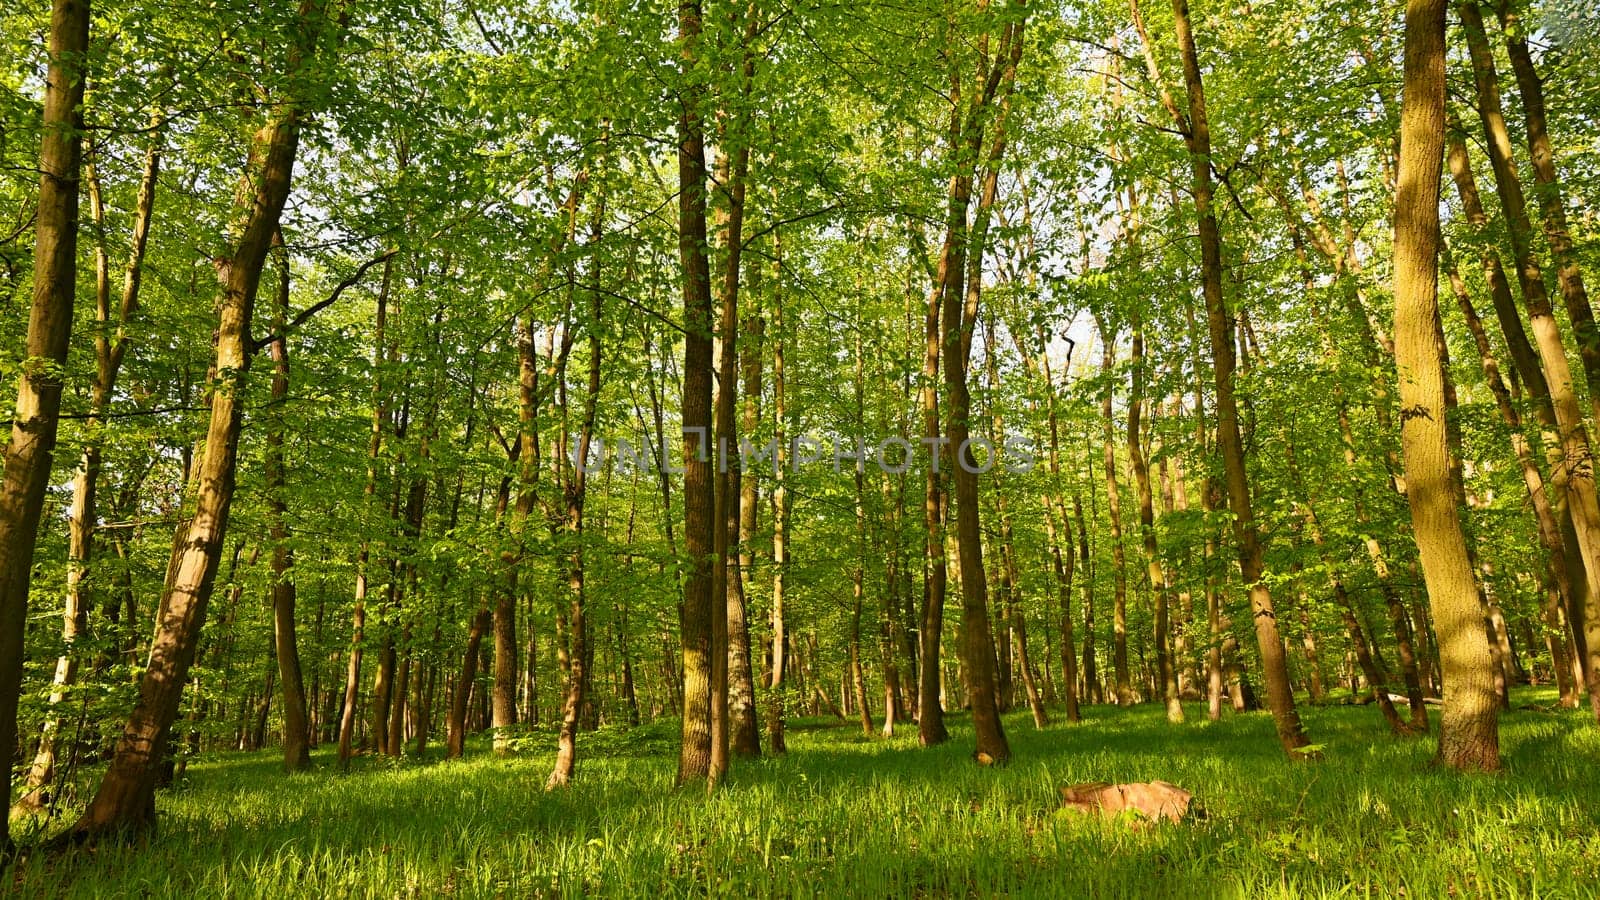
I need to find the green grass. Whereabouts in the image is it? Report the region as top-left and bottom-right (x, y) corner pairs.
(7, 690), (1599, 898)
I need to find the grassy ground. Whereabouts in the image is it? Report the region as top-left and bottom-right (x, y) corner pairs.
(5, 689), (1598, 898)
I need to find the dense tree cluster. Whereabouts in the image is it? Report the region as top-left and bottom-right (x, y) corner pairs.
(3, 0), (1599, 848)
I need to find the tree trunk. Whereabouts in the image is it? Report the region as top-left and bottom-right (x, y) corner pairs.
(337, 253), (395, 771)
(1488, 0), (1600, 423)
(730, 284), (762, 751)
(0, 0), (90, 850)
(767, 250), (789, 755)
(1394, 0), (1500, 771)
(1127, 312), (1182, 722)
(266, 235), (311, 771)
(1016, 320), (1081, 721)
(939, 11), (1025, 765)
(17, 116), (160, 813)
(70, 9), (323, 832)
(547, 224), (604, 789)
(1098, 320), (1133, 705)
(1136, 0), (1312, 755)
(1075, 491), (1100, 704)
(1444, 242), (1584, 707)
(917, 221), (950, 746)
(676, 0), (717, 788)
(1458, 1), (1600, 722)
(447, 606), (489, 759)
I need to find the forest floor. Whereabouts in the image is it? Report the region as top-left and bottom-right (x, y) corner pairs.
(5, 688), (1598, 898)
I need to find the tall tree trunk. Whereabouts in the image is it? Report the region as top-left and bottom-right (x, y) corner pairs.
(1458, 0), (1600, 722)
(70, 3), (328, 834)
(676, 0), (717, 788)
(1013, 318), (1082, 721)
(1487, 0), (1600, 422)
(767, 249), (789, 755)
(939, 9), (1025, 766)
(266, 235), (311, 771)
(1127, 312), (1182, 722)
(848, 331), (875, 738)
(1395, 0), (1499, 771)
(337, 255), (393, 771)
(0, 0), (90, 850)
(1135, 0), (1312, 755)
(986, 318), (1047, 729)
(447, 606), (489, 759)
(917, 223), (951, 746)
(732, 277), (764, 756)
(369, 559), (398, 755)
(1098, 320), (1132, 704)
(1046, 403), (1081, 722)
(17, 117), (161, 814)
(546, 215), (604, 789)
(387, 623), (410, 756)
(1076, 491), (1100, 704)
(1444, 242), (1583, 708)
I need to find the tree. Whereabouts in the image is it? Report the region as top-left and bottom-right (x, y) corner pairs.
(0, 0), (91, 852)
(68, 0), (341, 838)
(1131, 0), (1312, 757)
(1394, 0), (1499, 772)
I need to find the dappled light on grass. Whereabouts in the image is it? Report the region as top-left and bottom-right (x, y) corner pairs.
(6, 692), (1598, 898)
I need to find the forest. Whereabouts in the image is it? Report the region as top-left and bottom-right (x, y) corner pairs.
(2, 0), (1599, 894)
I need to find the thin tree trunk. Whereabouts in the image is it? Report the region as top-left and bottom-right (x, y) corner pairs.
(848, 331), (875, 738)
(1099, 320), (1132, 705)
(1134, 0), (1312, 755)
(547, 216), (604, 789)
(732, 273), (764, 755)
(447, 606), (489, 759)
(917, 218), (951, 746)
(1487, 0), (1600, 422)
(1458, 2), (1600, 722)
(940, 12), (1025, 766)
(1076, 491), (1100, 704)
(767, 249), (789, 755)
(1444, 242), (1582, 708)
(337, 252), (395, 771)
(266, 234), (311, 771)
(1014, 319), (1081, 721)
(17, 116), (161, 812)
(1127, 312), (1182, 722)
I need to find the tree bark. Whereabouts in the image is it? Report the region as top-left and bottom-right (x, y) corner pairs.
(337, 254), (393, 771)
(1458, 0), (1600, 722)
(447, 606), (489, 759)
(1127, 312), (1182, 722)
(70, 2), (328, 834)
(547, 257), (602, 789)
(0, 0), (90, 850)
(1135, 0), (1312, 755)
(767, 250), (789, 755)
(940, 8), (1025, 766)
(266, 235), (311, 771)
(17, 117), (161, 813)
(733, 274), (764, 755)
(676, 0), (717, 788)
(1098, 320), (1133, 705)
(1395, 0), (1500, 771)
(917, 221), (951, 746)
(1488, 0), (1600, 423)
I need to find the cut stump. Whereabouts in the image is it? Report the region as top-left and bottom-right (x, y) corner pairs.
(1060, 781), (1194, 824)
